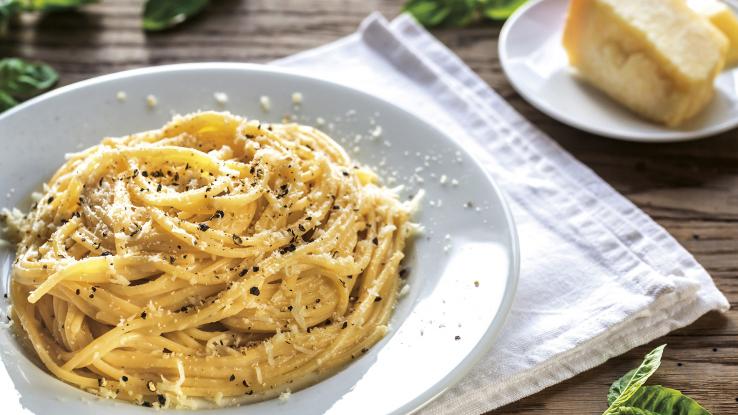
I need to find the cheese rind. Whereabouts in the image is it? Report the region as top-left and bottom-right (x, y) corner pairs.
(688, 0), (738, 65)
(563, 0), (728, 127)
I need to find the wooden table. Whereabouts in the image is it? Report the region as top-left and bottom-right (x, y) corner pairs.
(2, 1), (736, 413)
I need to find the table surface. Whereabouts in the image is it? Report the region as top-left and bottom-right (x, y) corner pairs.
(1, 1), (736, 414)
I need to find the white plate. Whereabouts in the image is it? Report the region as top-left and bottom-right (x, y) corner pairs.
(0, 63), (519, 415)
(500, 0), (738, 142)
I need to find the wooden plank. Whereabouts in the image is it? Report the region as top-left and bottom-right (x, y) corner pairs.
(1, 1), (736, 413)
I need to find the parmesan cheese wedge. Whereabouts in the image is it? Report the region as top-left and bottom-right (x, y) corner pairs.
(563, 0), (729, 127)
(688, 0), (738, 66)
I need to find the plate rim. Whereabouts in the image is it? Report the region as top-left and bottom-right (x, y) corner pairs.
(0, 62), (520, 415)
(499, 0), (738, 143)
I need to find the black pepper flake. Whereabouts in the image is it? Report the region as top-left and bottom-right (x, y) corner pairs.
(239, 268), (248, 277)
(287, 305), (293, 311)
(142, 171), (149, 177)
(89, 294), (94, 299)
(121, 375), (128, 382)
(455, 335), (461, 341)
(142, 401), (153, 407)
(306, 216), (312, 221)
(213, 210), (224, 219)
(47, 196), (54, 203)
(141, 311), (147, 319)
(342, 321), (348, 329)
(374, 296), (382, 302)
(342, 171), (349, 176)
(198, 223), (209, 231)
(361, 348), (368, 354)
(229, 374), (236, 381)
(279, 243), (296, 254)
(242, 380), (249, 387)
(98, 378), (106, 387)
(156, 183), (162, 192)
(249, 286), (260, 296)
(252, 266), (259, 272)
(157, 394), (166, 406)
(277, 184), (289, 198)
(232, 234), (243, 245)
(91, 286), (97, 292)
(399, 269), (408, 278)
(298, 224), (305, 232)
(100, 251), (112, 257)
(332, 205), (339, 210)
(372, 237), (378, 245)
(75, 289), (80, 295)
(169, 256), (175, 264)
(315, 298), (321, 303)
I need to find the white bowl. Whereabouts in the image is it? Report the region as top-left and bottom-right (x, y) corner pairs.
(0, 63), (519, 415)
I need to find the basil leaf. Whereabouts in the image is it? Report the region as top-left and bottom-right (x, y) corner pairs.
(481, 0), (527, 20)
(404, 0), (452, 27)
(0, 0), (20, 37)
(21, 0), (97, 12)
(604, 345), (666, 415)
(0, 90), (18, 111)
(0, 58), (58, 111)
(610, 407), (659, 415)
(609, 368), (638, 406)
(404, 0), (481, 27)
(143, 0), (209, 31)
(624, 386), (712, 415)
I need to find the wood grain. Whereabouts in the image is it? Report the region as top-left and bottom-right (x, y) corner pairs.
(1, 1), (737, 413)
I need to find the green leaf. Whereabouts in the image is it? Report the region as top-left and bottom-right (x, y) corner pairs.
(609, 368), (638, 406)
(0, 58), (58, 112)
(624, 386), (712, 415)
(143, 0), (209, 31)
(20, 0), (97, 12)
(0, 0), (21, 37)
(0, 90), (18, 111)
(604, 345), (666, 415)
(480, 0), (527, 20)
(404, 0), (481, 27)
(610, 407), (659, 415)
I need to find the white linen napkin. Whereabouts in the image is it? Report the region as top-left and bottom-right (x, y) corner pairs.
(274, 13), (730, 415)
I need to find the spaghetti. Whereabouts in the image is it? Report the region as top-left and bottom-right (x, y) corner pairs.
(7, 111), (416, 408)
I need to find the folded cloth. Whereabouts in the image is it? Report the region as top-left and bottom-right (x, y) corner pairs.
(274, 13), (730, 415)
